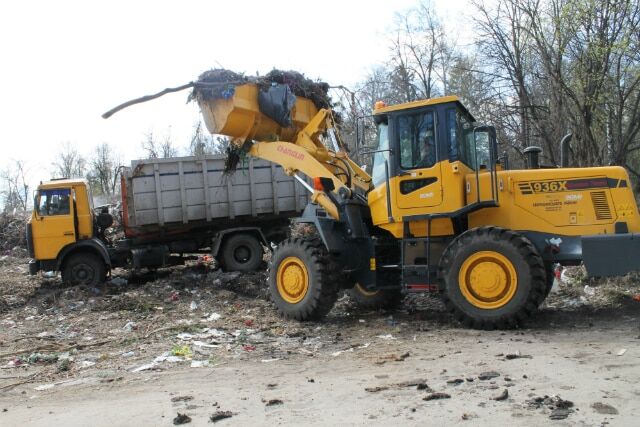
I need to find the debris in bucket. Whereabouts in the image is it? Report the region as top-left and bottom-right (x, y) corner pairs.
(190, 68), (332, 111)
(188, 69), (247, 102)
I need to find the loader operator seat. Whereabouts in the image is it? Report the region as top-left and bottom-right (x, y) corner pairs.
(417, 129), (436, 168)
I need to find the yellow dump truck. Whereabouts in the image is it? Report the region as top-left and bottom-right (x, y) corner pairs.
(26, 155), (309, 284)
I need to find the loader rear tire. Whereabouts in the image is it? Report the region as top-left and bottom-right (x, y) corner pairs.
(346, 284), (404, 310)
(439, 227), (546, 330)
(268, 236), (340, 320)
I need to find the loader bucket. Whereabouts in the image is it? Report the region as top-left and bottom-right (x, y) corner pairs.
(197, 83), (318, 143)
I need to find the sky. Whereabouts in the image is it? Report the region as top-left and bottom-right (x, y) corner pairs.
(0, 0), (471, 184)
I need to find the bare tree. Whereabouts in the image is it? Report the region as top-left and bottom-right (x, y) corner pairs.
(141, 129), (178, 159)
(87, 143), (122, 198)
(188, 121), (230, 156)
(1, 160), (30, 213)
(51, 142), (86, 179)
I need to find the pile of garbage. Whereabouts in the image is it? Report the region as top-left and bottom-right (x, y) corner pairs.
(0, 212), (27, 252)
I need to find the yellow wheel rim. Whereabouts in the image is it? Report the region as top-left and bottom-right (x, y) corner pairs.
(355, 283), (379, 297)
(458, 251), (517, 309)
(277, 256), (309, 303)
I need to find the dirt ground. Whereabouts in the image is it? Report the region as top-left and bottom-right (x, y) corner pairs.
(1, 252), (639, 426)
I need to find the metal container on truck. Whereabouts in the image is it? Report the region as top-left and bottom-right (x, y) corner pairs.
(26, 153), (309, 285)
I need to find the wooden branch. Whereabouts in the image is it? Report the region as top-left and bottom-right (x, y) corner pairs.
(0, 339), (113, 359)
(101, 82), (195, 119)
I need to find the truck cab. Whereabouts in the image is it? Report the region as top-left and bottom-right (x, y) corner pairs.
(27, 179), (111, 285)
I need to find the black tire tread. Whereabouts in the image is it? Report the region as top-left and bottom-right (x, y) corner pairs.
(61, 252), (106, 287)
(438, 226), (546, 330)
(268, 236), (340, 321)
(220, 233), (264, 272)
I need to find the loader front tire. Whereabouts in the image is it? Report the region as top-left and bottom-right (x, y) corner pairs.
(268, 237), (340, 320)
(439, 227), (546, 330)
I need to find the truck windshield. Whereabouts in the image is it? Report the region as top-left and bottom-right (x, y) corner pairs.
(38, 189), (71, 216)
(371, 122), (389, 187)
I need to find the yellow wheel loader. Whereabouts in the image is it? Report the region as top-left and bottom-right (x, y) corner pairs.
(110, 79), (640, 329)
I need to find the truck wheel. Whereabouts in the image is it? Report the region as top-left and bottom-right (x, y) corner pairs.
(439, 227), (546, 330)
(62, 253), (106, 287)
(346, 283), (404, 310)
(220, 233), (264, 272)
(268, 236), (340, 320)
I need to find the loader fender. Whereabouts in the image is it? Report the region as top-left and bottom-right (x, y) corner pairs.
(56, 238), (111, 271)
(296, 203), (375, 288)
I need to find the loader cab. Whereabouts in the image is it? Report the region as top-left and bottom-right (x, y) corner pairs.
(368, 96), (498, 233)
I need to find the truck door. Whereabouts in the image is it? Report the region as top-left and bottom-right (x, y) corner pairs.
(395, 110), (443, 209)
(31, 188), (77, 260)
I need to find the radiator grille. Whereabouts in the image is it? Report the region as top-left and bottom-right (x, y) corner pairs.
(590, 191), (612, 220)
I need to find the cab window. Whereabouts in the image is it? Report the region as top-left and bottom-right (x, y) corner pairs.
(38, 189), (71, 216)
(371, 122), (390, 187)
(447, 108), (476, 169)
(398, 112), (436, 170)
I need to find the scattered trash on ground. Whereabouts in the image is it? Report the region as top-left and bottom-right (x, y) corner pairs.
(210, 411), (234, 422)
(264, 399), (283, 406)
(478, 371), (500, 381)
(491, 389), (509, 401)
(172, 412), (191, 425)
(591, 402), (618, 415)
(526, 395), (575, 420)
(423, 392), (451, 401)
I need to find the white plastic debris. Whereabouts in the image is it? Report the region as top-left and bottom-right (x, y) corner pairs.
(190, 301), (198, 311)
(584, 285), (595, 296)
(177, 333), (194, 341)
(207, 313), (222, 321)
(617, 348), (627, 356)
(193, 341), (219, 348)
(123, 321), (137, 332)
(34, 384), (55, 391)
(131, 362), (157, 373)
(376, 334), (396, 340)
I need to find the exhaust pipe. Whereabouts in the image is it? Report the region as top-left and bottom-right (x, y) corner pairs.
(523, 146), (542, 169)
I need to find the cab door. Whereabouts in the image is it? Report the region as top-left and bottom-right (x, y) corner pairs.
(31, 188), (77, 260)
(395, 110), (443, 209)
